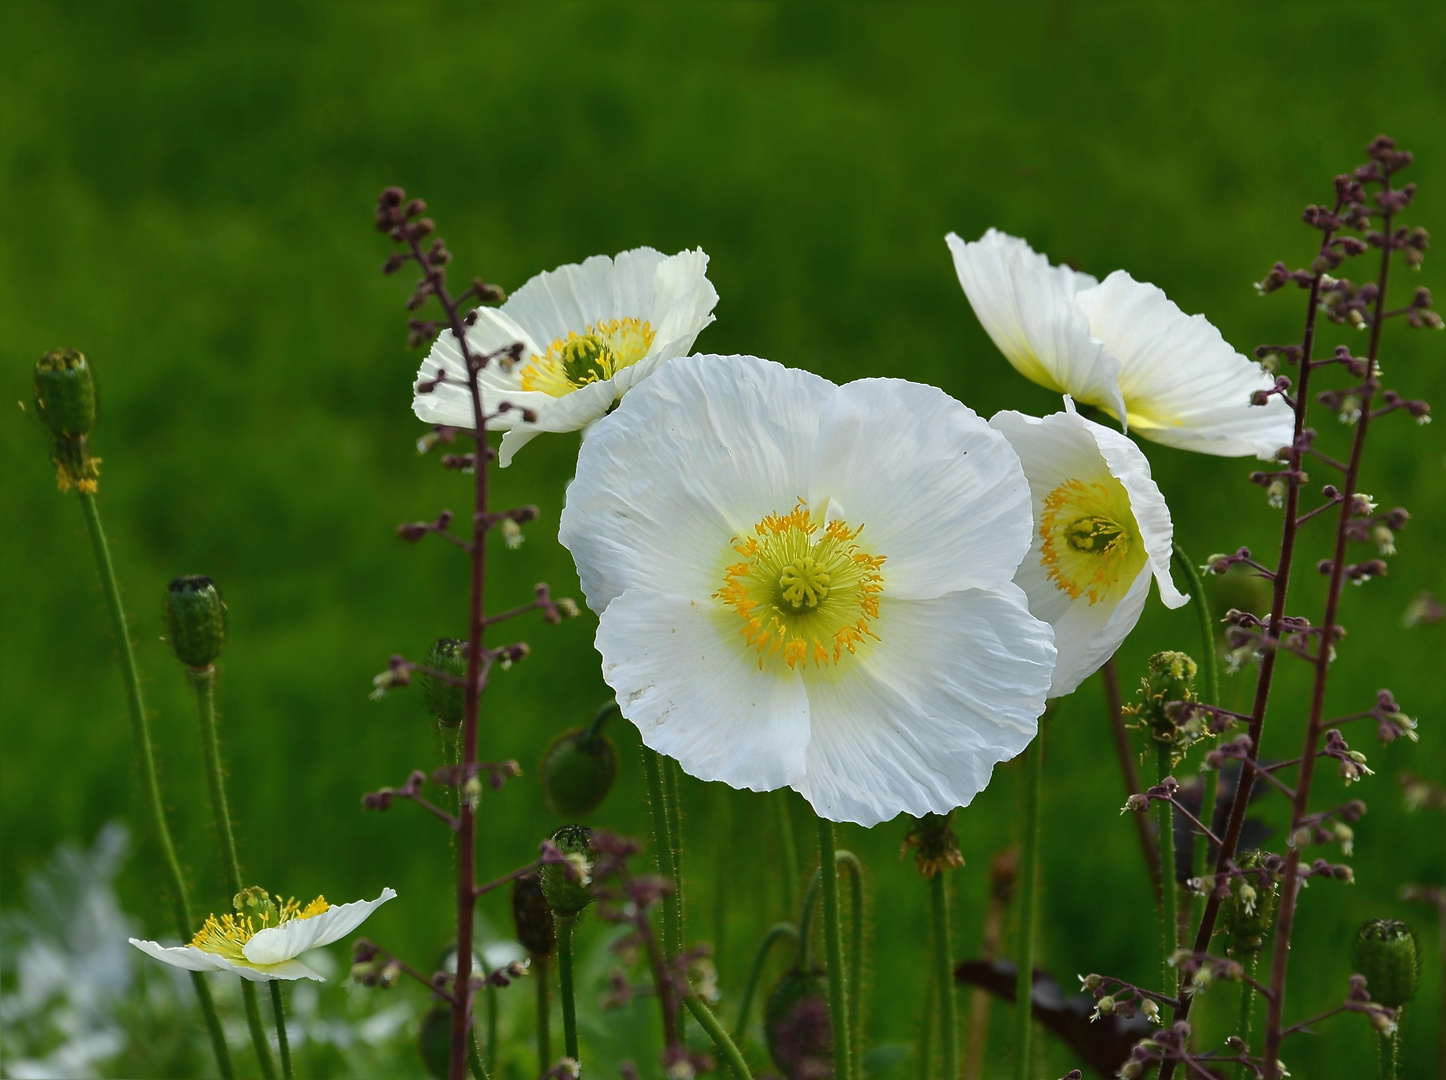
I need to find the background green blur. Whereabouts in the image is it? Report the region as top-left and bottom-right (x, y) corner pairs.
(4, 3), (1445, 1077)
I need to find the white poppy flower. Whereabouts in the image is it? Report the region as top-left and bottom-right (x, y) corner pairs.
(129, 888), (396, 983)
(559, 353), (1056, 827)
(414, 247), (718, 466)
(947, 229), (1293, 459)
(990, 401), (1188, 697)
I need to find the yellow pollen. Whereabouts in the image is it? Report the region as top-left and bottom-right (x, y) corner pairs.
(714, 502), (885, 671)
(188, 891), (330, 965)
(518, 318), (655, 397)
(1038, 478), (1144, 605)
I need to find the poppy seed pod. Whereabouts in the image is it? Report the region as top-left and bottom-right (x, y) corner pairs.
(540, 824), (595, 916)
(34, 348), (96, 439)
(421, 638), (467, 726)
(541, 728), (617, 817)
(163, 576), (226, 668)
(764, 968), (833, 1080)
(511, 873), (555, 957)
(1353, 919), (1420, 1008)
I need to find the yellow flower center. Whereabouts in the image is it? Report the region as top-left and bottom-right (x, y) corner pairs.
(1038, 477), (1144, 605)
(518, 318), (656, 397)
(715, 502), (885, 671)
(189, 891), (330, 964)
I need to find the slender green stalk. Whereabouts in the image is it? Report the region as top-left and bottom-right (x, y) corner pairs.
(798, 869), (822, 969)
(642, 747), (682, 956)
(776, 789), (800, 913)
(1173, 542), (1220, 928)
(192, 667), (277, 1079)
(1012, 729), (1045, 1080)
(686, 996), (753, 1079)
(919, 975), (935, 1080)
(817, 818), (852, 1080)
(1155, 741), (1179, 997)
(469, 1027), (486, 1080)
(1378, 1029), (1398, 1080)
(838, 851), (865, 1080)
(76, 491), (234, 1078)
(482, 959), (499, 1077)
(733, 922), (798, 1042)
(663, 756), (685, 929)
(556, 914), (580, 1061)
(270, 982), (293, 1080)
(534, 954), (551, 1075)
(1234, 954), (1257, 1080)
(930, 873), (957, 1080)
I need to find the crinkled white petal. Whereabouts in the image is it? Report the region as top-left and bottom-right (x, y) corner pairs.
(806, 378), (1033, 599)
(1074, 271), (1293, 459)
(596, 588), (811, 790)
(128, 939), (325, 983)
(990, 405), (1186, 696)
(559, 355), (835, 614)
(794, 586), (1055, 826)
(947, 230), (1126, 423)
(242, 889), (397, 966)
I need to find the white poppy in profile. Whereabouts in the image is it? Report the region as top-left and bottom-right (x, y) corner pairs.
(414, 248), (718, 466)
(947, 229), (1293, 460)
(559, 353), (1056, 827)
(130, 888), (396, 982)
(990, 400), (1188, 697)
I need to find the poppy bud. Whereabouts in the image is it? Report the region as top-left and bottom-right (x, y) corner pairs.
(163, 576), (226, 668)
(541, 824), (595, 916)
(418, 1004), (450, 1079)
(541, 728), (618, 817)
(422, 638), (467, 726)
(511, 873), (555, 957)
(1353, 919), (1420, 1008)
(34, 348), (96, 439)
(764, 968), (832, 1080)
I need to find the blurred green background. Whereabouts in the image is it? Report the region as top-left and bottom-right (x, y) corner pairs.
(3, 3), (1445, 1077)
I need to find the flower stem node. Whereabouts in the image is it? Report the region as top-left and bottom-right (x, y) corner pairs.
(900, 812), (965, 877)
(162, 576), (227, 668)
(540, 825), (596, 916)
(421, 638), (467, 726)
(35, 349), (102, 492)
(541, 728), (618, 817)
(1352, 919), (1420, 1008)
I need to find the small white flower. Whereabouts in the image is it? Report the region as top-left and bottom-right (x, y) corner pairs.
(560, 354), (1056, 827)
(990, 401), (1188, 697)
(414, 248), (718, 466)
(947, 230), (1293, 459)
(129, 888), (396, 982)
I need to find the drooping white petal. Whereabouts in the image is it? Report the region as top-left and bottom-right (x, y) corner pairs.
(1074, 271), (1293, 459)
(807, 378), (1033, 599)
(596, 588), (811, 790)
(946, 230), (1127, 422)
(559, 355), (835, 614)
(128, 939), (325, 983)
(496, 379), (616, 466)
(794, 586), (1055, 827)
(242, 889), (397, 967)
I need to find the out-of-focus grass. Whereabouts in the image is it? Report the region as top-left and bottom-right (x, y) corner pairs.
(2, 3), (1443, 1077)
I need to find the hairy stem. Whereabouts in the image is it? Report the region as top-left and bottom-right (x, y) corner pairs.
(1233, 954), (1256, 1080)
(1156, 742), (1179, 994)
(270, 982), (293, 1080)
(1103, 657), (1162, 900)
(1012, 725), (1045, 1080)
(733, 922), (798, 1042)
(930, 872), (957, 1080)
(643, 746), (682, 956)
(1378, 1027), (1399, 1080)
(77, 491), (234, 1078)
(1172, 542), (1221, 929)
(919, 974), (936, 1080)
(556, 914), (579, 1061)
(776, 789), (800, 915)
(239, 979), (276, 1079)
(818, 818), (852, 1080)
(534, 954), (551, 1075)
(686, 996), (753, 1078)
(839, 851), (866, 1080)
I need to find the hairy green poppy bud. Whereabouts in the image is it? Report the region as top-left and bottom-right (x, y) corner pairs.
(541, 728), (617, 817)
(511, 873), (556, 957)
(418, 1004), (450, 1079)
(163, 576), (226, 668)
(541, 824), (595, 916)
(422, 638), (467, 726)
(764, 968), (832, 1080)
(1353, 919), (1420, 1008)
(34, 348), (96, 438)
(1219, 850), (1279, 954)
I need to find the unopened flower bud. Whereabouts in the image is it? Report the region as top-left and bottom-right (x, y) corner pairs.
(511, 873), (555, 957)
(163, 576), (227, 668)
(1353, 919), (1420, 1008)
(1267, 478), (1287, 508)
(541, 727), (618, 817)
(541, 824), (595, 915)
(1141, 998), (1160, 1023)
(556, 597), (580, 619)
(764, 969), (831, 1080)
(34, 348), (96, 439)
(419, 1004), (450, 1079)
(421, 638), (467, 726)
(1220, 851), (1279, 954)
(500, 518), (524, 549)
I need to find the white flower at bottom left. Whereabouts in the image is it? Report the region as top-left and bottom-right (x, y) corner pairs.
(129, 887), (396, 982)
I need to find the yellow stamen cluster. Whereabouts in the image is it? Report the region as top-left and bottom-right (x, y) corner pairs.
(189, 892), (329, 963)
(518, 318), (655, 397)
(1038, 477), (1143, 605)
(715, 502), (885, 671)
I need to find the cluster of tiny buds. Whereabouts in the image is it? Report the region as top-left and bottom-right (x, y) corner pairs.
(1321, 728), (1373, 784)
(1116, 1022), (1203, 1079)
(1077, 973), (1165, 1026)
(1346, 973), (1401, 1035)
(1188, 849), (1284, 902)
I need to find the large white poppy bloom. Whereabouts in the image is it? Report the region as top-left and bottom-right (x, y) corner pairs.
(559, 353), (1056, 827)
(990, 401), (1188, 697)
(947, 229), (1293, 459)
(414, 247), (718, 466)
(129, 888), (396, 982)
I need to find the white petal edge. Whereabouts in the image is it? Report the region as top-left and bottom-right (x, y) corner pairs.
(129, 939), (325, 983)
(243, 888), (398, 966)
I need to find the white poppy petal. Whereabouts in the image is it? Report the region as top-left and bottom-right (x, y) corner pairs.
(795, 586), (1054, 826)
(1075, 271), (1294, 459)
(242, 889), (397, 966)
(947, 230), (1126, 422)
(559, 355), (835, 614)
(597, 588), (811, 790)
(807, 378), (1033, 599)
(130, 938), (233, 974)
(495, 380), (617, 467)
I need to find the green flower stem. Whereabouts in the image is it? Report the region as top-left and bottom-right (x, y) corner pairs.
(534, 955), (551, 1075)
(817, 818), (852, 1080)
(1012, 727), (1045, 1080)
(733, 922), (798, 1042)
(1234, 954), (1257, 1080)
(556, 914), (580, 1061)
(1156, 741), (1179, 996)
(642, 746), (682, 956)
(930, 872), (957, 1080)
(686, 996), (753, 1079)
(270, 982), (293, 1080)
(838, 851), (865, 1080)
(191, 666), (278, 1079)
(776, 789), (800, 913)
(1379, 1028), (1398, 1080)
(663, 756), (685, 928)
(469, 1027), (486, 1080)
(482, 960), (499, 1077)
(76, 491), (234, 1079)
(1173, 542), (1221, 929)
